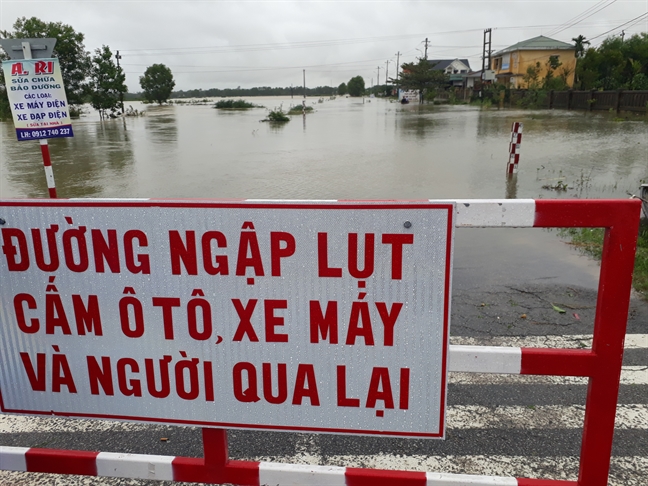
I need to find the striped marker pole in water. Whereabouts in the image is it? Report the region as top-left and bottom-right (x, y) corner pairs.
(39, 139), (57, 198)
(507, 122), (523, 174)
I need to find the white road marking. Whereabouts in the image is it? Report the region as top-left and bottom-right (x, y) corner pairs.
(449, 366), (648, 385)
(447, 404), (647, 430)
(449, 334), (647, 350)
(3, 405), (644, 436)
(0, 415), (162, 434)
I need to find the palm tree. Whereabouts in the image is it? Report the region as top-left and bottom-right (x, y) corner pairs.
(572, 35), (590, 59)
(572, 35), (591, 89)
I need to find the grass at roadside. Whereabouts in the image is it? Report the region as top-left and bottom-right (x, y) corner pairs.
(560, 219), (648, 299)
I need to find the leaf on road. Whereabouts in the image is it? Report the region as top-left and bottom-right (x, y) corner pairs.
(551, 303), (566, 314)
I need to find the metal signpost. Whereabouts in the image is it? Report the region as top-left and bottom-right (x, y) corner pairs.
(0, 38), (74, 198)
(0, 200), (454, 438)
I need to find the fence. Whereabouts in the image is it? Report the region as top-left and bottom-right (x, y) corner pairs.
(0, 198), (642, 486)
(509, 89), (648, 113)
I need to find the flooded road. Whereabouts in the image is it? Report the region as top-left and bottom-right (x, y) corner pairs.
(1, 97), (646, 291)
(2, 97), (645, 200)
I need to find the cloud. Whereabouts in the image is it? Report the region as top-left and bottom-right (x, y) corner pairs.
(1, 1), (644, 91)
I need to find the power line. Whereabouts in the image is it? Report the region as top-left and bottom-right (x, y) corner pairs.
(117, 19), (637, 56)
(546, 0), (617, 37)
(119, 29), (485, 54)
(588, 12), (648, 41)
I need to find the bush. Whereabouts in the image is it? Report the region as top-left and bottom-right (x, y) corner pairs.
(263, 108), (289, 122)
(214, 99), (259, 109)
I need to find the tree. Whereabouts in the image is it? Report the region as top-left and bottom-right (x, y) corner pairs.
(572, 35), (590, 59)
(576, 33), (648, 90)
(1, 17), (91, 110)
(89, 45), (127, 119)
(523, 62), (542, 89)
(390, 59), (448, 103)
(139, 64), (175, 104)
(337, 82), (348, 95)
(347, 76), (365, 97)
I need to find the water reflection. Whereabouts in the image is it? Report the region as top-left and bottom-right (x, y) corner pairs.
(505, 173), (518, 199)
(396, 114), (437, 139)
(0, 116), (135, 198)
(144, 106), (178, 145)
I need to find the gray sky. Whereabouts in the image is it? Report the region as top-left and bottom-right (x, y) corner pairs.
(1, 0), (646, 92)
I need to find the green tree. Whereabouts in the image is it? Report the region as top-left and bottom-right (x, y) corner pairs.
(347, 76), (365, 97)
(337, 82), (348, 95)
(139, 64), (175, 104)
(523, 62), (542, 89)
(89, 45), (127, 119)
(542, 55), (568, 90)
(576, 33), (648, 90)
(390, 59), (448, 103)
(572, 35), (590, 59)
(1, 17), (91, 111)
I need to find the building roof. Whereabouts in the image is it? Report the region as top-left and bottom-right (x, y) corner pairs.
(427, 59), (471, 71)
(493, 35), (575, 56)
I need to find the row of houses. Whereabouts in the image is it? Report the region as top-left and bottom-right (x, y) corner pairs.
(405, 35), (577, 95)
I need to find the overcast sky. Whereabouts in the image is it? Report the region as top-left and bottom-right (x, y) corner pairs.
(1, 0), (646, 91)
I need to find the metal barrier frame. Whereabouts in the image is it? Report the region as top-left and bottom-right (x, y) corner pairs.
(0, 198), (642, 486)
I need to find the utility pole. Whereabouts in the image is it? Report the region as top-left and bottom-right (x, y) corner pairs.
(115, 50), (124, 115)
(385, 60), (390, 85)
(620, 30), (625, 42)
(395, 51), (400, 80)
(424, 37), (429, 60)
(302, 69), (306, 115)
(481, 28), (492, 98)
(377, 66), (380, 86)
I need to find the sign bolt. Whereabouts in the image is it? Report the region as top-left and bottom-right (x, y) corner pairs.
(0, 218), (5, 225)
(403, 221), (412, 228)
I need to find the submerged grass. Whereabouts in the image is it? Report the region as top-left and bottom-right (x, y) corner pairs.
(560, 219), (648, 299)
(287, 105), (314, 114)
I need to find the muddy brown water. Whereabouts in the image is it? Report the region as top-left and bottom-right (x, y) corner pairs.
(1, 97), (646, 291)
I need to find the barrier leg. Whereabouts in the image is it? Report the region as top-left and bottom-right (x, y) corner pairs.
(203, 428), (229, 466)
(578, 218), (639, 485)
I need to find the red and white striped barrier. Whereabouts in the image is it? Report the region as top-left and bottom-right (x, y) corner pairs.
(506, 122), (523, 174)
(0, 198), (642, 486)
(0, 442), (544, 485)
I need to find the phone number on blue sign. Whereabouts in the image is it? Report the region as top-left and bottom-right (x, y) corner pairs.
(16, 126), (74, 141)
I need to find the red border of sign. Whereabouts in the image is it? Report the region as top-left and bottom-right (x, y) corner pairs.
(0, 200), (454, 438)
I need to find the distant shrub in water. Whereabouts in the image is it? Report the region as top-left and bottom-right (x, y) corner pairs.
(214, 99), (259, 109)
(288, 105), (314, 114)
(262, 108), (290, 122)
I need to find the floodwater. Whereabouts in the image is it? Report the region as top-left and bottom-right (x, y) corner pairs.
(1, 97), (646, 290)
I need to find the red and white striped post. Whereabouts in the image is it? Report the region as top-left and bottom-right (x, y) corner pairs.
(39, 139), (57, 198)
(506, 122), (523, 174)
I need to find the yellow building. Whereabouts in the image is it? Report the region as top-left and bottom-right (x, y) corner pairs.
(491, 35), (577, 88)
